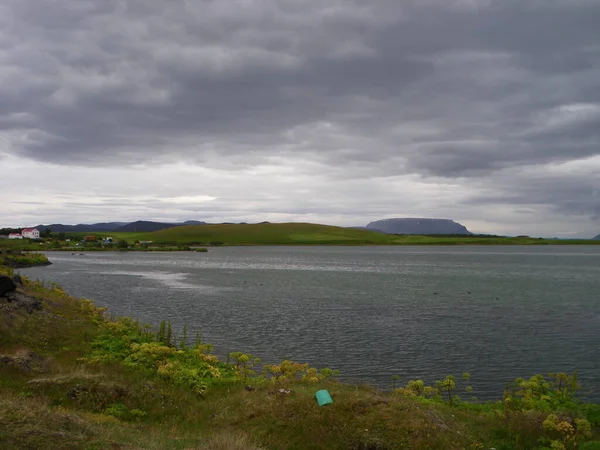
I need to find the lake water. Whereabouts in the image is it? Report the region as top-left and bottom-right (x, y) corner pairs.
(19, 246), (600, 401)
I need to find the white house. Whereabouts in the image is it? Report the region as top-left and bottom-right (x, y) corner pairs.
(8, 233), (23, 239)
(21, 228), (41, 239)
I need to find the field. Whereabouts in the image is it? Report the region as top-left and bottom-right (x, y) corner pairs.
(0, 239), (49, 251)
(54, 223), (600, 246)
(3, 223), (600, 250)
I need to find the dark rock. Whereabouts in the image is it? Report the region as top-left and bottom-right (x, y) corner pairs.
(0, 351), (48, 373)
(0, 275), (17, 297)
(67, 385), (90, 400)
(4, 292), (42, 313)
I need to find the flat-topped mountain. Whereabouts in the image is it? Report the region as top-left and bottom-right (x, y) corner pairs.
(366, 218), (471, 235)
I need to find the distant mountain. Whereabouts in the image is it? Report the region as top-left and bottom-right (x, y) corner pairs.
(36, 223), (127, 233)
(365, 218), (471, 235)
(34, 220), (207, 233)
(594, 234), (600, 240)
(115, 221), (181, 233)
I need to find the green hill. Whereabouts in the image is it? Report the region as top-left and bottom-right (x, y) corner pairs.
(121, 223), (600, 246)
(132, 222), (400, 245)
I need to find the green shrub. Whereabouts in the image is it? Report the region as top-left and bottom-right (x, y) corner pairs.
(116, 239), (129, 249)
(104, 403), (147, 421)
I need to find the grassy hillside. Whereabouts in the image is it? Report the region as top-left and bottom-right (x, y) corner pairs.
(1, 263), (599, 449)
(130, 223), (400, 245)
(121, 223), (600, 246)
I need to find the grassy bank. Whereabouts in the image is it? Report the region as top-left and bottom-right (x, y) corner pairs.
(1, 263), (599, 449)
(56, 223), (600, 247)
(0, 251), (50, 268)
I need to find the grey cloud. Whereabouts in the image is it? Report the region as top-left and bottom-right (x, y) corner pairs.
(464, 166), (600, 221)
(1, 0), (600, 228)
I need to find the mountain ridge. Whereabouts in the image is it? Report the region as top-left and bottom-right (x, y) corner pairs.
(26, 218), (473, 235)
(34, 220), (206, 233)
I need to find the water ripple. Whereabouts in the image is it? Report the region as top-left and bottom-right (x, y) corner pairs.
(19, 247), (600, 401)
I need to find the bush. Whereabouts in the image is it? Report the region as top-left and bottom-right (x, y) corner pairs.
(104, 403), (146, 421)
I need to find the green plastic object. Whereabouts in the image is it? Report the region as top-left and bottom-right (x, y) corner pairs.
(315, 389), (333, 406)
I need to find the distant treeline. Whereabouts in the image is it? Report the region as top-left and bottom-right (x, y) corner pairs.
(0, 228), (21, 235)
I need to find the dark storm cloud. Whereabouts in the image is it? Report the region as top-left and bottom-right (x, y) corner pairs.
(1, 0), (600, 222)
(464, 164), (600, 220)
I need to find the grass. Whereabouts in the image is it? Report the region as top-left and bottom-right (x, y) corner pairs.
(57, 223), (600, 247)
(0, 240), (48, 251)
(0, 251), (50, 268)
(1, 263), (599, 449)
(4, 223), (600, 250)
(122, 223), (397, 246)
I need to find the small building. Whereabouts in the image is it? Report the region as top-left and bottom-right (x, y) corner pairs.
(22, 228), (41, 239)
(8, 233), (23, 239)
(0, 235), (8, 239)
(83, 236), (97, 241)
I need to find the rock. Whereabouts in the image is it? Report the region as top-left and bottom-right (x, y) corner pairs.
(12, 275), (23, 285)
(0, 275), (17, 297)
(67, 385), (89, 400)
(268, 389), (290, 395)
(4, 292), (42, 313)
(0, 351), (48, 373)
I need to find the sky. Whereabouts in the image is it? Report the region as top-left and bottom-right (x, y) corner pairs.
(1, 0), (599, 237)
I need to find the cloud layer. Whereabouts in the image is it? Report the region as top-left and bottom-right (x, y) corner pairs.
(1, 0), (599, 236)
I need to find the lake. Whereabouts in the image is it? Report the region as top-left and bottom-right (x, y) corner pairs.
(19, 246), (600, 401)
